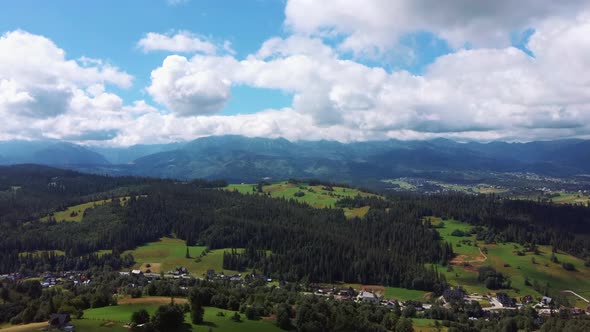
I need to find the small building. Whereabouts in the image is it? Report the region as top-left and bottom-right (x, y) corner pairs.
(357, 291), (379, 304)
(521, 295), (533, 304)
(541, 296), (553, 305)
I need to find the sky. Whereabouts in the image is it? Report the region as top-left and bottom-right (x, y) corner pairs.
(1, 0), (590, 146)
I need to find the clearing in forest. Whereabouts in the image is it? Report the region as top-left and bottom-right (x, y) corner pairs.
(428, 216), (590, 307)
(40, 197), (129, 222)
(227, 181), (377, 218)
(124, 237), (259, 277)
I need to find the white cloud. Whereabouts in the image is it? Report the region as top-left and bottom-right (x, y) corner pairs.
(166, 0), (189, 6)
(5, 5), (590, 146)
(147, 55), (233, 116)
(137, 31), (219, 54)
(284, 0), (589, 54)
(143, 14), (590, 142)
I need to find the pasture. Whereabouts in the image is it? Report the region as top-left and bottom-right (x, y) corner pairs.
(124, 238), (255, 276)
(429, 217), (590, 305)
(227, 181), (377, 218)
(412, 318), (447, 332)
(82, 298), (282, 332)
(332, 283), (428, 301)
(40, 197), (128, 222)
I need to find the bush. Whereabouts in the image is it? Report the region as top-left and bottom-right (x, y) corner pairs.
(562, 262), (576, 271)
(231, 312), (242, 322)
(450, 229), (466, 237)
(131, 309), (150, 326)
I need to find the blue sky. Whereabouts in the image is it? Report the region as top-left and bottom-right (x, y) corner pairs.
(0, 0), (469, 115)
(0, 0), (589, 145)
(0, 0), (290, 113)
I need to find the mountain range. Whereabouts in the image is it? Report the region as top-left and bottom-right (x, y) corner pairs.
(1, 136), (590, 183)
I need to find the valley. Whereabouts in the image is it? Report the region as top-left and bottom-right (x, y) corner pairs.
(1, 165), (590, 332)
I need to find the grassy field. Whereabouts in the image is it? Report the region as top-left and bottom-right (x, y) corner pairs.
(18, 250), (65, 257)
(124, 238), (257, 277)
(82, 299), (282, 332)
(429, 217), (590, 305)
(227, 181), (377, 218)
(517, 192), (590, 206)
(332, 283), (428, 301)
(413, 318), (447, 332)
(384, 287), (430, 301)
(40, 197), (128, 222)
(381, 179), (416, 190)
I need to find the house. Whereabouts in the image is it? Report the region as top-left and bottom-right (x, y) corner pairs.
(131, 270), (142, 276)
(356, 291), (379, 304)
(521, 295), (533, 304)
(49, 313), (71, 329)
(541, 296), (553, 305)
(496, 293), (516, 308)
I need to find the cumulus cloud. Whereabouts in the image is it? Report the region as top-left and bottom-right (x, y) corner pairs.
(284, 0), (589, 54)
(144, 15), (590, 142)
(4, 3), (590, 146)
(137, 31), (219, 54)
(0, 30), (132, 122)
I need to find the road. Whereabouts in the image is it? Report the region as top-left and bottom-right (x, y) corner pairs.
(561, 290), (590, 303)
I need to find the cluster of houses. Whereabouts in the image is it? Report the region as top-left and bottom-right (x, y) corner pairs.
(311, 285), (433, 311)
(0, 271), (91, 289)
(205, 269), (273, 283)
(310, 284), (590, 317)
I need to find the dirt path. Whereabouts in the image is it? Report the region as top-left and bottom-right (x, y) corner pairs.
(450, 247), (488, 265)
(562, 290), (590, 303)
(0, 322), (48, 331)
(118, 296), (188, 305)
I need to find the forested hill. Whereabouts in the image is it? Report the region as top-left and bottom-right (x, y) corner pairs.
(2, 165), (590, 292)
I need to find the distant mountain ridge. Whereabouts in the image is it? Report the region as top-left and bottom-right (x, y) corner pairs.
(0, 140), (108, 166)
(1, 136), (590, 182)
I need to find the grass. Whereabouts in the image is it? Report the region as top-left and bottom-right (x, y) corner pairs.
(413, 318), (447, 332)
(429, 216), (590, 303)
(432, 181), (508, 194)
(123, 237), (206, 274)
(549, 192), (590, 205)
(18, 250), (65, 257)
(40, 197), (128, 222)
(82, 300), (282, 332)
(517, 192), (590, 206)
(381, 179), (416, 190)
(384, 287), (430, 301)
(331, 283), (428, 301)
(124, 238), (262, 277)
(428, 217), (482, 260)
(227, 181), (377, 218)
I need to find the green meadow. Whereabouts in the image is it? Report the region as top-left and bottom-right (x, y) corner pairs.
(332, 283), (428, 301)
(40, 197), (128, 222)
(83, 301), (282, 332)
(518, 191), (590, 206)
(227, 181), (377, 218)
(124, 237), (257, 277)
(412, 318), (447, 332)
(384, 287), (430, 301)
(429, 217), (590, 305)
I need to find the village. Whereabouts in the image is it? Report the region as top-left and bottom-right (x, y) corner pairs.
(4, 264), (589, 332)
